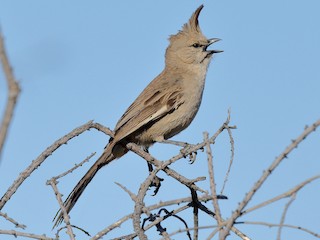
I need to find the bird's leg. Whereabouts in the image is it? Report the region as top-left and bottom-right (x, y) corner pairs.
(142, 146), (163, 195)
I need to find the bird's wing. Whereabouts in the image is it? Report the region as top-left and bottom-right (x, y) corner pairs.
(113, 78), (183, 142)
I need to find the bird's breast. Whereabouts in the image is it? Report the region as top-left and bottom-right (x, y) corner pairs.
(135, 73), (206, 144)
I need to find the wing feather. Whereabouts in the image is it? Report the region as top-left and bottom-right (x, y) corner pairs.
(113, 76), (183, 142)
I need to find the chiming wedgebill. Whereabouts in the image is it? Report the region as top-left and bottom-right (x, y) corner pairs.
(53, 4), (222, 227)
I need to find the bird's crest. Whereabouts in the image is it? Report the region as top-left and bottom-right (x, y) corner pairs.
(169, 5), (205, 43)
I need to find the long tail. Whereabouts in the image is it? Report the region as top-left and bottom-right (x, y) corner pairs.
(53, 144), (116, 228)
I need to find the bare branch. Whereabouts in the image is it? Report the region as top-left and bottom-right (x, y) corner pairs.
(203, 132), (223, 227)
(206, 228), (220, 240)
(195, 200), (251, 240)
(243, 221), (320, 238)
(0, 31), (21, 157)
(220, 118), (320, 239)
(0, 121), (112, 211)
(115, 182), (137, 202)
(142, 204), (191, 234)
(243, 175), (320, 215)
(47, 178), (75, 240)
(52, 152), (96, 180)
(91, 214), (132, 240)
(0, 211), (26, 229)
(190, 189), (199, 240)
(126, 142), (207, 193)
(220, 110), (236, 195)
(277, 193), (296, 240)
(0, 230), (53, 240)
(132, 168), (157, 240)
(92, 194), (214, 239)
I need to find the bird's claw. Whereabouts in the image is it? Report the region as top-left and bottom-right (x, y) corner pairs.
(149, 175), (164, 196)
(180, 145), (197, 164)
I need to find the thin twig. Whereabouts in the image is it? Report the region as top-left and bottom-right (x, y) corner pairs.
(220, 119), (320, 239)
(93, 188), (248, 239)
(56, 225), (91, 238)
(115, 182), (137, 202)
(143, 204), (191, 234)
(52, 152), (96, 180)
(0, 121), (112, 211)
(196, 201), (251, 240)
(132, 168), (158, 240)
(243, 175), (320, 215)
(112, 233), (136, 240)
(92, 194), (215, 239)
(0, 211), (26, 229)
(243, 221), (320, 238)
(190, 189), (199, 240)
(277, 193), (296, 240)
(47, 178), (75, 240)
(165, 225), (218, 239)
(204, 132), (223, 228)
(126, 142), (207, 194)
(0, 30), (21, 157)
(0, 230), (53, 240)
(220, 110), (236, 195)
(206, 228), (220, 240)
(91, 214), (132, 240)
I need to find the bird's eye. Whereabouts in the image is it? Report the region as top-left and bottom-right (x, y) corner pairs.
(192, 43), (202, 48)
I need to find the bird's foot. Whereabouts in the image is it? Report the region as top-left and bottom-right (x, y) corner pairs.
(180, 144), (200, 164)
(149, 175), (164, 196)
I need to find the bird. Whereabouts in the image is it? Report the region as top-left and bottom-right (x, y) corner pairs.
(53, 4), (222, 227)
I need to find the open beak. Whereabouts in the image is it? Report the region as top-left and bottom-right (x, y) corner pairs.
(206, 38), (223, 53)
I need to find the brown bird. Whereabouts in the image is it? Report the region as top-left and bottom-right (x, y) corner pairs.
(54, 4), (222, 227)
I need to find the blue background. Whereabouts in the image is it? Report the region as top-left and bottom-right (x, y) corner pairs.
(1, 1), (319, 239)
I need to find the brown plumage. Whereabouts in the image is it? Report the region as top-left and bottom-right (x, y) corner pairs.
(53, 4), (222, 227)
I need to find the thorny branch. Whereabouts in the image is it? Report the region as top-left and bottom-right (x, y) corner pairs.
(1, 115), (319, 240)
(47, 179), (75, 240)
(219, 118), (320, 239)
(0, 121), (112, 211)
(0, 211), (26, 229)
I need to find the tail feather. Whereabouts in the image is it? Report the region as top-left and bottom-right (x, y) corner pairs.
(53, 146), (116, 228)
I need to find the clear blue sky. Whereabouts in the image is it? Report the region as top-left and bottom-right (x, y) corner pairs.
(1, 1), (319, 239)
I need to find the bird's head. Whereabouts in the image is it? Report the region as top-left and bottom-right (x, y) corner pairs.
(165, 5), (222, 68)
